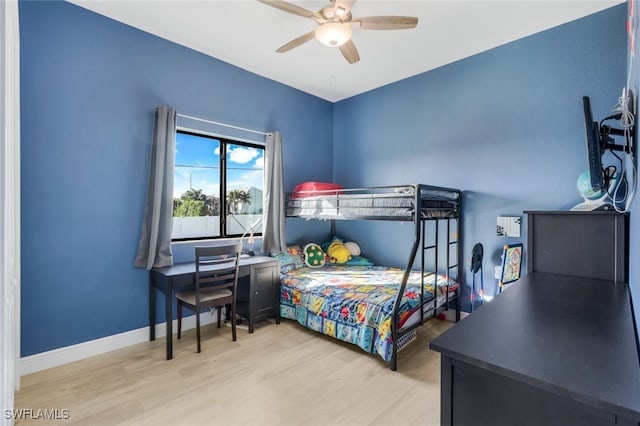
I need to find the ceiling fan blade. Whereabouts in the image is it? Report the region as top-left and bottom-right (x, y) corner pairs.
(339, 39), (360, 64)
(276, 31), (316, 53)
(355, 16), (418, 30)
(257, 0), (323, 21)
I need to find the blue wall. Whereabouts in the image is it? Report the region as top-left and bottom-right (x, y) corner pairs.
(332, 5), (627, 308)
(20, 1), (629, 356)
(19, 1), (333, 356)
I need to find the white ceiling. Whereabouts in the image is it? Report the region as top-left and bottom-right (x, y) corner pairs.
(68, 0), (623, 102)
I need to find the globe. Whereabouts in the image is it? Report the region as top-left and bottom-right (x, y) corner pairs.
(576, 170), (606, 201)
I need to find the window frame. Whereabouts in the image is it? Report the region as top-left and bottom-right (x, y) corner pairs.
(172, 128), (265, 242)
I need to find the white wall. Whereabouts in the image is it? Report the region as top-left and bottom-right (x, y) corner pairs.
(172, 214), (262, 240)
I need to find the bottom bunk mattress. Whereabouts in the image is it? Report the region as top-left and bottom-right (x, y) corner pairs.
(280, 265), (458, 362)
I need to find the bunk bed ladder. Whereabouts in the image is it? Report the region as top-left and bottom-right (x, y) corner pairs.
(446, 219), (458, 311)
(424, 216), (461, 323)
(432, 219), (440, 317)
(421, 218), (440, 321)
(449, 214), (462, 321)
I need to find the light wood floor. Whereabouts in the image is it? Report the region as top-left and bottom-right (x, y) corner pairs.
(15, 318), (453, 426)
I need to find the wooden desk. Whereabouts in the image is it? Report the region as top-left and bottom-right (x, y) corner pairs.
(150, 256), (280, 360)
(430, 272), (640, 426)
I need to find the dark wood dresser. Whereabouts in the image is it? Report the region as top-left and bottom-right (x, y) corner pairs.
(430, 211), (640, 426)
(526, 210), (628, 282)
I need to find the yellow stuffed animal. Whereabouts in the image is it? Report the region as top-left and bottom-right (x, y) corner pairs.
(327, 240), (352, 264)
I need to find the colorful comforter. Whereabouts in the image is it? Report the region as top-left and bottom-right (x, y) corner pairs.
(280, 265), (457, 362)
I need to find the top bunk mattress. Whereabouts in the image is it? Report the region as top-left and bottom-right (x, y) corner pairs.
(286, 183), (460, 220)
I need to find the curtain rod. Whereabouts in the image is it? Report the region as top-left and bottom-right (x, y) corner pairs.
(177, 113), (268, 136)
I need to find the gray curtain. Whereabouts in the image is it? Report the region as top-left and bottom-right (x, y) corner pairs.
(134, 106), (176, 269)
(262, 131), (286, 254)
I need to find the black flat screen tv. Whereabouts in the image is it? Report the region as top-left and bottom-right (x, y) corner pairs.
(582, 96), (605, 193)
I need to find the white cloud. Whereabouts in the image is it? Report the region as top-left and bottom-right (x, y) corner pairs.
(227, 169), (263, 191)
(229, 146), (259, 164)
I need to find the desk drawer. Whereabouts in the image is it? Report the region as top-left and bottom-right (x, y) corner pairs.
(172, 274), (195, 288)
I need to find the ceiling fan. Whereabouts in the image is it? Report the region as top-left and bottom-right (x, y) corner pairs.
(257, 0), (418, 64)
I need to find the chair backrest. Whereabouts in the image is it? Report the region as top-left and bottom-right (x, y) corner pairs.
(195, 243), (243, 293)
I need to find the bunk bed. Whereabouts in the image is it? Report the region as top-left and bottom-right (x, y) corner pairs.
(279, 183), (462, 371)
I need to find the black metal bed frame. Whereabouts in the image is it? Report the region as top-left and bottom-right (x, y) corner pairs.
(285, 183), (462, 371)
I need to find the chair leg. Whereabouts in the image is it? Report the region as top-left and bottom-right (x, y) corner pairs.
(217, 306), (222, 328)
(196, 310), (201, 353)
(177, 303), (182, 339)
(231, 301), (237, 342)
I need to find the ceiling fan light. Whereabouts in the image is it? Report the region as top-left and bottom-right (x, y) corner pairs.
(315, 22), (352, 47)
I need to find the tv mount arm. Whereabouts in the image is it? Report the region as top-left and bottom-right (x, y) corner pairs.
(600, 114), (634, 155)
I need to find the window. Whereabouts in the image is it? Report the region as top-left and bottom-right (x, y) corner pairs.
(172, 130), (264, 241)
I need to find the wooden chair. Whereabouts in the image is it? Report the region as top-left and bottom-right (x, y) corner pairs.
(176, 243), (242, 353)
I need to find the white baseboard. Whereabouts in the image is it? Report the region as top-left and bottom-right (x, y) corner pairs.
(20, 312), (220, 376)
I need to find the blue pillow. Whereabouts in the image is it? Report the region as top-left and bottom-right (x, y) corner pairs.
(345, 255), (374, 266)
(271, 245), (305, 272)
